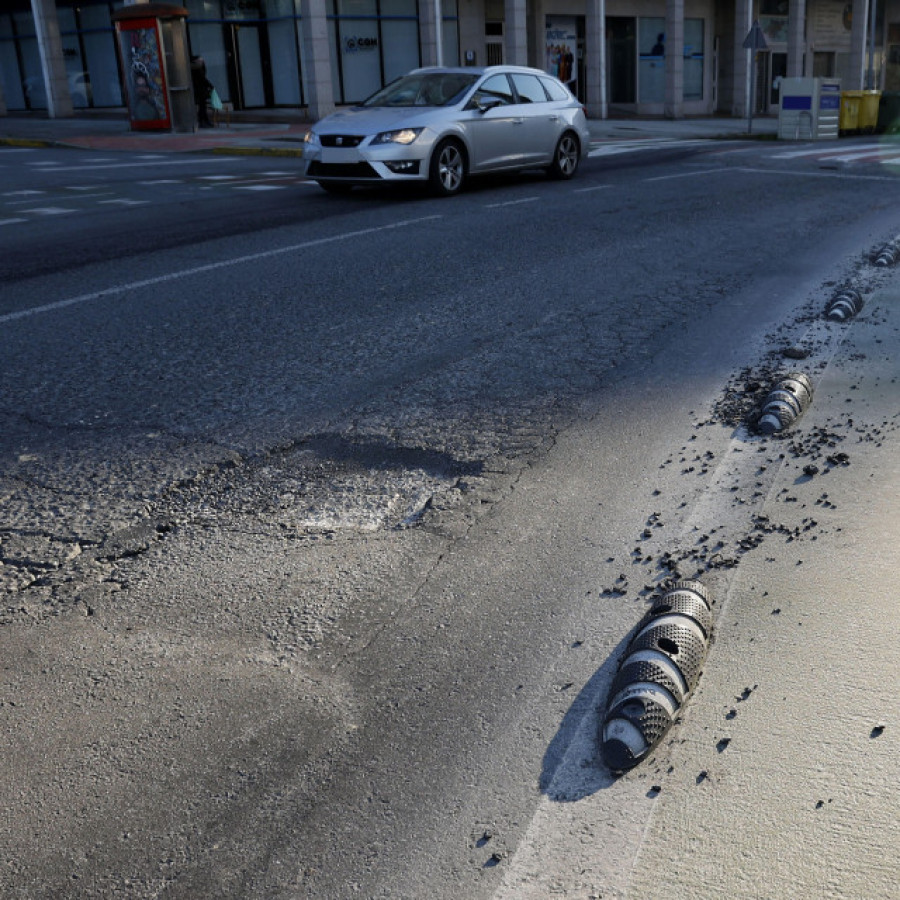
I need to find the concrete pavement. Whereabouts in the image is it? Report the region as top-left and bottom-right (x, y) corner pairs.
(0, 107), (778, 155)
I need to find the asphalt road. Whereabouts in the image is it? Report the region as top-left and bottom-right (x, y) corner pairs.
(1, 140), (898, 898)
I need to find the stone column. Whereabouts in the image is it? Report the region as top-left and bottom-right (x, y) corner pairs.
(732, 0), (753, 117)
(849, 0), (868, 89)
(664, 0), (684, 118)
(585, 0), (606, 118)
(299, 0), (335, 120)
(420, 0), (440, 67)
(30, 0), (73, 118)
(505, 0), (528, 67)
(787, 0), (806, 77)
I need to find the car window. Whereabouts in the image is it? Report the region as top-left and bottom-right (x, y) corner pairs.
(539, 76), (571, 102)
(510, 73), (548, 104)
(472, 73), (515, 106)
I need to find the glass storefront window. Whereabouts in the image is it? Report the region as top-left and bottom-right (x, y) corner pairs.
(338, 16), (380, 102)
(0, 14), (27, 108)
(639, 17), (665, 103)
(184, 1), (224, 17)
(382, 18), (420, 83)
(685, 18), (704, 101)
(268, 17), (301, 104)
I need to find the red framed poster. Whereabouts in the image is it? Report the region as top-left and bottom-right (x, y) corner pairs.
(116, 17), (172, 130)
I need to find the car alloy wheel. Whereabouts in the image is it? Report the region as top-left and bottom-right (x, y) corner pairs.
(548, 132), (580, 180)
(430, 139), (466, 196)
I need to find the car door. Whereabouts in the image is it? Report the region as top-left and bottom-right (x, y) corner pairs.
(509, 72), (563, 164)
(463, 74), (522, 171)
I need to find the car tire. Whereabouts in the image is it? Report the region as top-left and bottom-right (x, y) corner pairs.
(429, 139), (466, 196)
(547, 132), (580, 180)
(318, 182), (353, 195)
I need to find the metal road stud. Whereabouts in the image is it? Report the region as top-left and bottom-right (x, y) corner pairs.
(756, 372), (814, 435)
(874, 241), (900, 267)
(826, 288), (865, 322)
(600, 579), (712, 773)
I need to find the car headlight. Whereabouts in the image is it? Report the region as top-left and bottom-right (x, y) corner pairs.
(303, 130), (320, 146)
(371, 128), (423, 146)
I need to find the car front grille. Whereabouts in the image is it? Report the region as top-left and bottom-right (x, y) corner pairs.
(320, 135), (364, 148)
(307, 161), (380, 179)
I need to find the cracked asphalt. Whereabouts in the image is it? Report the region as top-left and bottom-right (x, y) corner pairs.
(1, 143), (898, 898)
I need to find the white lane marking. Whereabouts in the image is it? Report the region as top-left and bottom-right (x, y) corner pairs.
(0, 218), (27, 226)
(734, 164), (900, 182)
(828, 149), (900, 163)
(0, 215), (442, 325)
(643, 167), (730, 182)
(29, 161), (62, 167)
(485, 196), (540, 208)
(24, 207), (75, 215)
(572, 184), (612, 194)
(198, 174), (239, 180)
(26, 158), (234, 173)
(235, 184), (284, 191)
(138, 179), (183, 185)
(261, 171), (292, 176)
(98, 198), (150, 206)
(771, 141), (884, 159)
(3, 189), (44, 197)
(589, 139), (708, 158)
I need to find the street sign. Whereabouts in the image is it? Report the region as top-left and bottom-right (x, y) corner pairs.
(743, 20), (768, 51)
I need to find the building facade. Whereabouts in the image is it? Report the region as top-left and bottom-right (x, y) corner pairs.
(2, 0), (898, 121)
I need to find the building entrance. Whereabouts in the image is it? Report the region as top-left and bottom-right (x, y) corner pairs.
(607, 17), (636, 105)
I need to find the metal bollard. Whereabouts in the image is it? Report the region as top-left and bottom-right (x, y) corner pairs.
(600, 580), (712, 773)
(756, 372), (814, 435)
(826, 288), (864, 322)
(874, 241), (900, 267)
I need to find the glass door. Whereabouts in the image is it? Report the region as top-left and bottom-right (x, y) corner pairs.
(228, 23), (269, 108)
(607, 17), (636, 105)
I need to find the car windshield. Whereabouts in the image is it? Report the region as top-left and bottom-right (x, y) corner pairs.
(361, 73), (479, 108)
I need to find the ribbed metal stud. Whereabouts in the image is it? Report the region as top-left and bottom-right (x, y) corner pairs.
(757, 373), (813, 434)
(600, 580), (713, 773)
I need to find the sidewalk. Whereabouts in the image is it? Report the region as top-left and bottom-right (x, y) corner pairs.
(0, 107), (778, 156)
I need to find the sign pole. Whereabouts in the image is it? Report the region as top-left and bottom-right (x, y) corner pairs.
(743, 20), (768, 135)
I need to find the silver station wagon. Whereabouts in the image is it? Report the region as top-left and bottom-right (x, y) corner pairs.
(302, 65), (591, 196)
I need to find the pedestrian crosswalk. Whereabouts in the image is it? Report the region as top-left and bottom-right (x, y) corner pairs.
(588, 138), (709, 158)
(769, 139), (900, 165)
(0, 165), (313, 227)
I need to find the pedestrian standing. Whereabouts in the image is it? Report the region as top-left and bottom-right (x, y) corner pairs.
(191, 54), (213, 128)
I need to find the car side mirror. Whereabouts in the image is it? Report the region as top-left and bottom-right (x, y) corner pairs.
(476, 96), (504, 114)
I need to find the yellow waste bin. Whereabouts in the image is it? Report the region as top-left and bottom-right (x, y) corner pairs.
(840, 91), (862, 134)
(859, 90), (881, 133)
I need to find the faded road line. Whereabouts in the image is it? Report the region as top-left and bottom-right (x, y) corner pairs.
(0, 216), (442, 325)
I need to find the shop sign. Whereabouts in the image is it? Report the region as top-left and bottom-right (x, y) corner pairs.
(344, 36), (379, 53)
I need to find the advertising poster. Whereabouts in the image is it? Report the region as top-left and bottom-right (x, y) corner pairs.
(546, 18), (578, 94)
(117, 21), (170, 129)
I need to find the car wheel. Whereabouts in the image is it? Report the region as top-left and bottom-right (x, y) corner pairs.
(318, 182), (353, 195)
(547, 132), (580, 180)
(429, 139), (466, 196)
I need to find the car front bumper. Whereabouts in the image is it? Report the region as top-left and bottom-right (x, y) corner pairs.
(302, 143), (430, 184)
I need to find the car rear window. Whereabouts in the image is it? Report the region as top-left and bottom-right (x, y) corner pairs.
(539, 76), (571, 102)
(511, 73), (548, 103)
